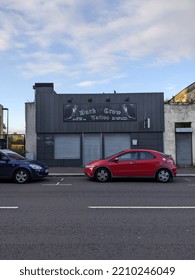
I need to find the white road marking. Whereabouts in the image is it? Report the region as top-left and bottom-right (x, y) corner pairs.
(56, 178), (66, 185)
(88, 206), (195, 209)
(42, 177), (72, 186)
(42, 184), (72, 186)
(0, 206), (19, 209)
(177, 174), (195, 177)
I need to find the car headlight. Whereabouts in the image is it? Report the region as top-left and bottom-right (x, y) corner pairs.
(85, 165), (95, 171)
(29, 164), (43, 171)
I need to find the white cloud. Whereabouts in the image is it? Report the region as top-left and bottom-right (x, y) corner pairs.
(0, 34), (9, 51)
(77, 80), (97, 87)
(1, 0), (195, 78)
(18, 51), (73, 77)
(20, 61), (67, 77)
(77, 73), (127, 88)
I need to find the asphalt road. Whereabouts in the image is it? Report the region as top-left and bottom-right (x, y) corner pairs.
(0, 176), (195, 260)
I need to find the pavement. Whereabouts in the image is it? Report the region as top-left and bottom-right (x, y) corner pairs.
(48, 166), (195, 177)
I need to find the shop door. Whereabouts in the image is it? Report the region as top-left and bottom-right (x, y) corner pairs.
(83, 134), (101, 166)
(175, 133), (192, 166)
(104, 133), (131, 158)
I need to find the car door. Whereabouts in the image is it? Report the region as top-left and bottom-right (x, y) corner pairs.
(134, 151), (159, 176)
(109, 151), (140, 177)
(0, 154), (13, 178)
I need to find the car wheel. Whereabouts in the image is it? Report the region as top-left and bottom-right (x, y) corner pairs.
(156, 169), (171, 183)
(14, 169), (30, 184)
(95, 168), (111, 182)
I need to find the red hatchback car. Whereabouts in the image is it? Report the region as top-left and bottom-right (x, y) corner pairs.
(84, 149), (177, 183)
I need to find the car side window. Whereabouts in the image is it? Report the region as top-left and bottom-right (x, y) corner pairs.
(139, 152), (155, 160)
(118, 152), (139, 161)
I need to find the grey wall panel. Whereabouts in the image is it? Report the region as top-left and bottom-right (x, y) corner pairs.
(137, 132), (163, 152)
(35, 91), (164, 134)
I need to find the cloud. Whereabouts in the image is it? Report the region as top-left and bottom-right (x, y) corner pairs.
(77, 80), (97, 87)
(77, 78), (112, 88)
(20, 61), (67, 77)
(1, 0), (195, 79)
(17, 51), (73, 77)
(77, 73), (127, 88)
(0, 9), (18, 51)
(0, 33), (9, 51)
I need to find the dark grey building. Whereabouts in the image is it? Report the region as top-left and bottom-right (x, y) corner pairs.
(26, 83), (164, 166)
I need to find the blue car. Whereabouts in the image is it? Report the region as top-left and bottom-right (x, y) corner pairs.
(0, 149), (49, 183)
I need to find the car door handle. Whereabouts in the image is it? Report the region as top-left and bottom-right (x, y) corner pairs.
(129, 161), (136, 165)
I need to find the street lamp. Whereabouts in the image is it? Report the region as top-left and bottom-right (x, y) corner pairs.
(3, 108), (9, 148)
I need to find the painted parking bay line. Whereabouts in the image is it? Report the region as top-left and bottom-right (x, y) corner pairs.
(42, 178), (72, 186)
(184, 178), (192, 181)
(88, 206), (195, 209)
(42, 183), (72, 186)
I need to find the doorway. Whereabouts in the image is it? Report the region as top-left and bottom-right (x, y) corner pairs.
(175, 132), (192, 166)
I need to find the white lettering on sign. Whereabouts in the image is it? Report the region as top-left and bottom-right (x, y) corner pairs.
(104, 108), (121, 115)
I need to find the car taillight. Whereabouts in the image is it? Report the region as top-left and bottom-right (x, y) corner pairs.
(162, 157), (173, 163)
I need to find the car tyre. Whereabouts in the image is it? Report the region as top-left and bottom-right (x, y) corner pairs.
(156, 169), (171, 183)
(14, 169), (30, 184)
(95, 168), (111, 182)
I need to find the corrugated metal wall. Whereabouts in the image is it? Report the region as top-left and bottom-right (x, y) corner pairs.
(34, 84), (164, 166)
(35, 91), (164, 133)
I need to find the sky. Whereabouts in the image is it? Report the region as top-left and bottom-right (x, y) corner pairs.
(1, 0), (195, 134)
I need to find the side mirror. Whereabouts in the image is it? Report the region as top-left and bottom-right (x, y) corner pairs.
(113, 157), (119, 163)
(0, 156), (9, 162)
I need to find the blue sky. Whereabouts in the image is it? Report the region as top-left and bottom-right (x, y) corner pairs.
(1, 0), (195, 133)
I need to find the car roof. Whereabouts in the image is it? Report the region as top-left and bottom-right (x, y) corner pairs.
(121, 149), (159, 153)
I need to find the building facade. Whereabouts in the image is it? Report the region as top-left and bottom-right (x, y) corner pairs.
(26, 83), (164, 166)
(164, 103), (195, 167)
(164, 82), (195, 167)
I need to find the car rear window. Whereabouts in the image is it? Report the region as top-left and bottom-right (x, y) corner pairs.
(158, 152), (173, 159)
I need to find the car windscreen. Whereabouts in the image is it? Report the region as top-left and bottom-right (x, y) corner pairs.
(5, 152), (25, 160)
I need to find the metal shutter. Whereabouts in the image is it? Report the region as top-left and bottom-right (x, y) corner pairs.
(83, 134), (101, 166)
(54, 134), (80, 159)
(104, 133), (130, 158)
(176, 133), (192, 166)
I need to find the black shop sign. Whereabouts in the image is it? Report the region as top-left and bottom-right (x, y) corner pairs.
(63, 103), (137, 122)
